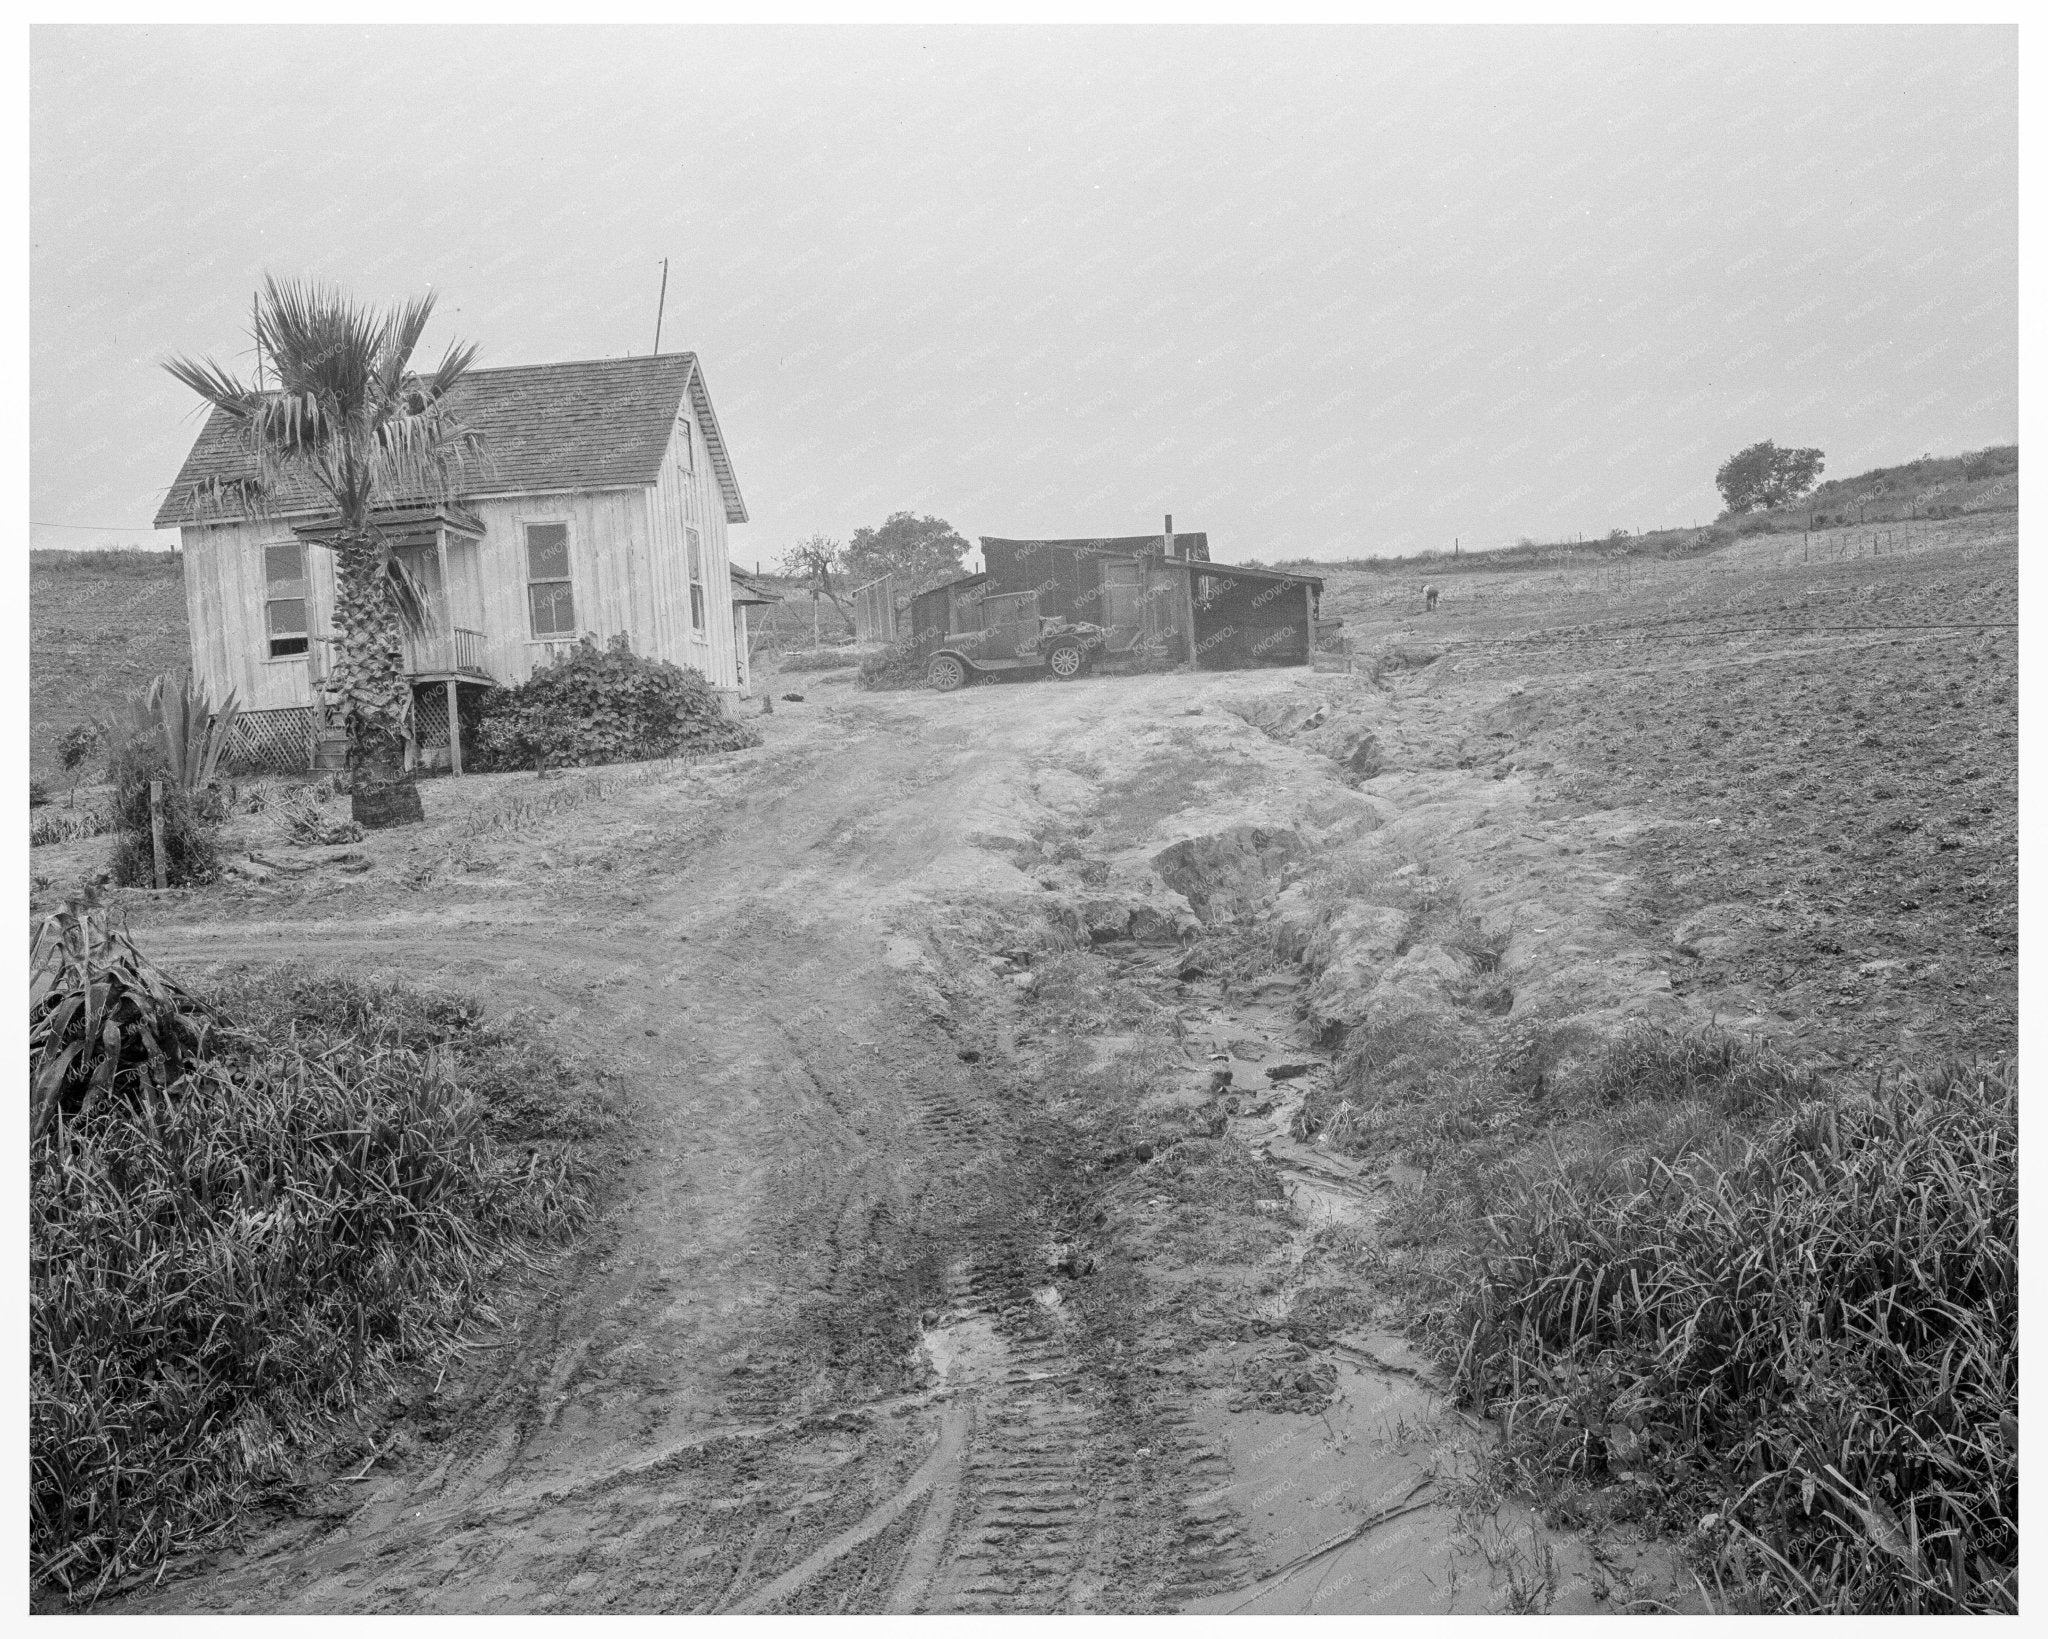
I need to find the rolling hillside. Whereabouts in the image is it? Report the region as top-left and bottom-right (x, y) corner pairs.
(29, 549), (189, 778)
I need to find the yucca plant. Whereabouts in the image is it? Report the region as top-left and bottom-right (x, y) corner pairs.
(164, 275), (485, 829)
(29, 894), (212, 1142)
(97, 672), (242, 798)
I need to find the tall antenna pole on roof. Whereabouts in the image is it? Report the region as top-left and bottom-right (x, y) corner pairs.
(653, 258), (670, 356)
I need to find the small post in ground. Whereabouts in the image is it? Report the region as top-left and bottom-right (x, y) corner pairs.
(148, 779), (167, 889)
(446, 678), (464, 777)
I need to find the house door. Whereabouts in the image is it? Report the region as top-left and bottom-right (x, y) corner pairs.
(1099, 558), (1143, 651)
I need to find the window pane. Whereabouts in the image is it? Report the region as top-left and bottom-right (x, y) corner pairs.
(264, 541), (305, 594)
(686, 526), (703, 582)
(690, 583), (705, 630)
(266, 596), (307, 637)
(525, 523), (570, 581)
(269, 634), (310, 658)
(529, 580), (575, 636)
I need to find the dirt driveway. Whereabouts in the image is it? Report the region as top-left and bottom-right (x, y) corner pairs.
(99, 667), (1682, 1615)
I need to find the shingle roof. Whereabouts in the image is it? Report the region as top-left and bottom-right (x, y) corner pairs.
(153, 352), (748, 528)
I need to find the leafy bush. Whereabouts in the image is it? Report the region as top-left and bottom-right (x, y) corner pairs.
(31, 777), (51, 806)
(858, 640), (928, 691)
(471, 633), (759, 771)
(29, 900), (613, 1602)
(97, 673), (242, 887)
(1456, 1049), (2015, 1613)
(57, 722), (104, 805)
(106, 733), (218, 888)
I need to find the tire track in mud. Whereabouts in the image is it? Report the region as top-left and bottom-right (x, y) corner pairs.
(918, 1251), (1098, 1614)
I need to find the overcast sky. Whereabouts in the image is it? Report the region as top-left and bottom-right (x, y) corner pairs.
(31, 25), (2015, 566)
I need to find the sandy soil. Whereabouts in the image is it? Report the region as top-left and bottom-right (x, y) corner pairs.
(63, 514), (2009, 1614)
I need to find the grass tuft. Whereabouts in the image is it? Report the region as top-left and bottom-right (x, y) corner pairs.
(1452, 1046), (2015, 1613)
(29, 901), (617, 1604)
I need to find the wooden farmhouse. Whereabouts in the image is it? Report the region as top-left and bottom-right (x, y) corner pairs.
(152, 352), (750, 773)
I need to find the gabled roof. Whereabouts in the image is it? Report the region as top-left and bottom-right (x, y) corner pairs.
(154, 352), (748, 528)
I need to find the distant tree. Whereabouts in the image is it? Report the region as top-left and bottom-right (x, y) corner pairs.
(842, 512), (969, 607)
(55, 722), (102, 808)
(1715, 441), (1826, 515)
(778, 534), (851, 622)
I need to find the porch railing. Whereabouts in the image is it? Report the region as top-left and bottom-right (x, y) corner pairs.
(402, 626), (493, 679)
(312, 628), (491, 682)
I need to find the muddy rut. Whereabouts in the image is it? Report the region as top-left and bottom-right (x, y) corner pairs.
(108, 673), (1679, 1614)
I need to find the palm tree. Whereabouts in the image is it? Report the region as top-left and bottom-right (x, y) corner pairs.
(164, 276), (484, 827)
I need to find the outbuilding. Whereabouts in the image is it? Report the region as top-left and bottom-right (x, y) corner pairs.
(905, 526), (1323, 681)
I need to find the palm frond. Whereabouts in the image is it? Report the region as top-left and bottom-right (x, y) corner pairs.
(372, 528), (434, 647)
(420, 339), (480, 403)
(162, 356), (259, 417)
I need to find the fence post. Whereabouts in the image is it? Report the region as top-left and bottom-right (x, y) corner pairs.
(148, 779), (168, 889)
(447, 678), (464, 777)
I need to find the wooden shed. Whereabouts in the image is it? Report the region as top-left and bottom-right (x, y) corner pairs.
(906, 529), (1322, 677)
(152, 352), (751, 772)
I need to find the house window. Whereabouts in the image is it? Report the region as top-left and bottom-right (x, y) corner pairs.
(687, 526), (705, 631)
(264, 541), (309, 658)
(677, 416), (695, 471)
(525, 522), (576, 637)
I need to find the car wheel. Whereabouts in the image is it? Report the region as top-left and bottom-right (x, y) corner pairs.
(1047, 642), (1087, 679)
(928, 653), (970, 692)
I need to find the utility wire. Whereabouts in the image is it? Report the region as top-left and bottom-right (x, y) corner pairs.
(32, 520), (170, 533)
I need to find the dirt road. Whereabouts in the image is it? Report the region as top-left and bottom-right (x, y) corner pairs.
(104, 667), (1683, 1614)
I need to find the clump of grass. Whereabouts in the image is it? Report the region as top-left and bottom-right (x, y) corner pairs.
(1180, 916), (1288, 994)
(31, 806), (114, 848)
(776, 643), (873, 673)
(275, 786), (363, 846)
(1456, 1051), (2016, 1614)
(29, 900), (615, 1604)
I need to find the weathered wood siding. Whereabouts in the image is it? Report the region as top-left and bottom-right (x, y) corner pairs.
(180, 519), (336, 710)
(460, 488), (649, 685)
(182, 444), (742, 699)
(646, 405), (740, 690)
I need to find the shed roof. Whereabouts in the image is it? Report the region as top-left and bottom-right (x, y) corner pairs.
(154, 352), (747, 529)
(1176, 560), (1324, 593)
(730, 570), (783, 607)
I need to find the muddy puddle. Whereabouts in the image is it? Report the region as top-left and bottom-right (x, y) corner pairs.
(1073, 943), (1686, 1616)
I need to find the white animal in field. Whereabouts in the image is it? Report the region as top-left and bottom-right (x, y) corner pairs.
(1423, 583), (1439, 612)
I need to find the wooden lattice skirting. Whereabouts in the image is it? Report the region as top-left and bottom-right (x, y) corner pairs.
(223, 707), (314, 776)
(412, 686), (451, 750)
